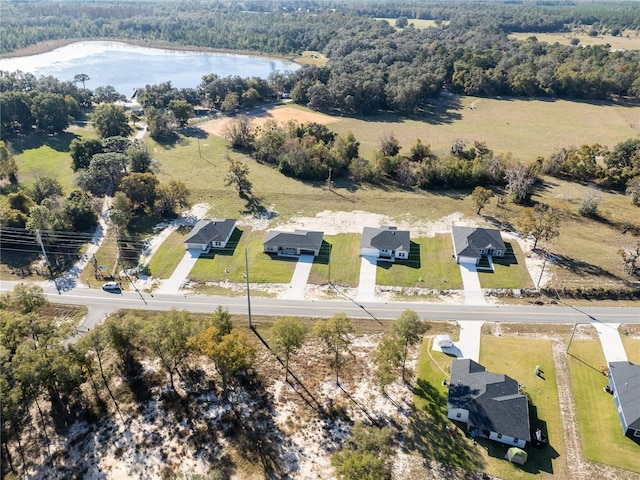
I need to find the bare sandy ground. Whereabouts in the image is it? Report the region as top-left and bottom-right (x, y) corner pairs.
(198, 106), (340, 138)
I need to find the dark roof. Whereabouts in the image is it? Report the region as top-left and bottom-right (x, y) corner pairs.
(448, 359), (531, 442)
(263, 229), (324, 251)
(184, 219), (236, 245)
(452, 226), (506, 259)
(361, 226), (410, 252)
(609, 361), (640, 431)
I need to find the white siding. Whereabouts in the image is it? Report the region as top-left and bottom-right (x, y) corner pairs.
(185, 243), (207, 251)
(447, 408), (469, 423)
(488, 432), (526, 448)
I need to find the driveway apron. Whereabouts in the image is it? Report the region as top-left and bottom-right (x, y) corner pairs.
(156, 249), (201, 295)
(356, 255), (378, 302)
(593, 322), (628, 362)
(459, 262), (486, 305)
(283, 254), (314, 300)
(455, 321), (484, 362)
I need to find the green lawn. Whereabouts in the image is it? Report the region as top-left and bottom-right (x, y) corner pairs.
(620, 335), (640, 364)
(478, 241), (534, 289)
(406, 338), (487, 473)
(567, 340), (640, 473)
(408, 335), (568, 480)
(480, 337), (567, 479)
(376, 235), (463, 289)
(11, 125), (94, 192)
(78, 227), (119, 287)
(308, 233), (361, 287)
(147, 229), (189, 279)
(188, 228), (296, 284)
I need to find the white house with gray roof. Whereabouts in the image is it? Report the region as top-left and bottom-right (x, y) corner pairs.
(608, 361), (640, 440)
(360, 226), (410, 262)
(447, 359), (531, 448)
(451, 226), (506, 265)
(184, 219), (236, 252)
(263, 230), (324, 256)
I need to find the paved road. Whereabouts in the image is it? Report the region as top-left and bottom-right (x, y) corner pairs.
(4, 282), (637, 332)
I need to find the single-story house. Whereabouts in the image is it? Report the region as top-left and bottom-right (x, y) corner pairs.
(451, 226), (506, 265)
(263, 230), (324, 256)
(184, 219), (236, 251)
(447, 358), (531, 448)
(360, 226), (410, 262)
(608, 361), (640, 440)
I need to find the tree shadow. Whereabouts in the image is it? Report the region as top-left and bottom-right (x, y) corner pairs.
(8, 131), (79, 154)
(227, 372), (297, 478)
(405, 378), (483, 472)
(180, 126), (208, 139)
(240, 191), (267, 216)
(549, 252), (625, 283)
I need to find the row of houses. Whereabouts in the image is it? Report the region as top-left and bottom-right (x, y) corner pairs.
(183, 218), (507, 265)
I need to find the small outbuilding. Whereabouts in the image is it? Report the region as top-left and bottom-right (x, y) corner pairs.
(436, 334), (454, 348)
(506, 447), (528, 465)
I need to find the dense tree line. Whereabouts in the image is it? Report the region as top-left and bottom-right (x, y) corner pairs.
(541, 138), (640, 202)
(1, 1), (638, 117)
(0, 71), (91, 136)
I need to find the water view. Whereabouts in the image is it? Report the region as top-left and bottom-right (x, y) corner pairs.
(0, 41), (300, 97)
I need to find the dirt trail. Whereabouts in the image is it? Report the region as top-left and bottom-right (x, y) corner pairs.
(551, 342), (637, 480)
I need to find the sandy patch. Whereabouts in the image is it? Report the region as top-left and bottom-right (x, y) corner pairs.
(198, 106), (340, 138)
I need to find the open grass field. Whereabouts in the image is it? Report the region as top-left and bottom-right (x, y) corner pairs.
(10, 124), (95, 192)
(567, 340), (640, 473)
(408, 334), (568, 480)
(329, 97), (639, 161)
(376, 235), (463, 289)
(619, 334), (640, 364)
(509, 30), (639, 51)
(479, 177), (640, 290)
(296, 50), (327, 67)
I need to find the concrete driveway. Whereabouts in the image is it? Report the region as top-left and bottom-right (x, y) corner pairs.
(459, 262), (486, 305)
(156, 249), (201, 295)
(282, 254), (314, 300)
(356, 255), (378, 302)
(593, 322), (628, 362)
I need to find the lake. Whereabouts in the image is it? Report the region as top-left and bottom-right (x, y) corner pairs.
(0, 41), (300, 97)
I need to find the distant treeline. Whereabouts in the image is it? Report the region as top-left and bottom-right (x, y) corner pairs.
(1, 1), (639, 112)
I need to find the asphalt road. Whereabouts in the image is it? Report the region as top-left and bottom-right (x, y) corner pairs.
(5, 282), (637, 333)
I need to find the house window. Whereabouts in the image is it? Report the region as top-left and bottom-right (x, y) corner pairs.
(619, 406), (623, 413)
(497, 433), (502, 439)
(513, 438), (519, 443)
(634, 430), (640, 438)
(456, 413), (461, 418)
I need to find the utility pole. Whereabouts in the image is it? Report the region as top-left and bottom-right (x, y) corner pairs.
(35, 229), (52, 276)
(245, 247), (253, 329)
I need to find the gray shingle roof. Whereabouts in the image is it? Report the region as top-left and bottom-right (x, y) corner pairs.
(263, 229), (324, 251)
(452, 226), (506, 259)
(448, 359), (531, 442)
(609, 361), (640, 431)
(184, 219), (236, 245)
(361, 226), (410, 251)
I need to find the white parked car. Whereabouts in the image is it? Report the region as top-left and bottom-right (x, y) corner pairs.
(102, 282), (120, 291)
